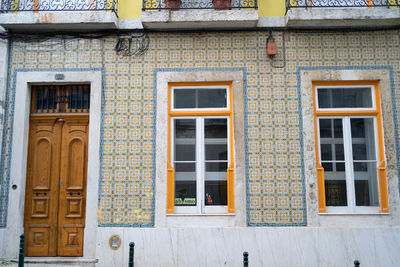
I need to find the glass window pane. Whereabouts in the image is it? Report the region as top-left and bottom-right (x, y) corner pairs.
(333, 119), (343, 138)
(321, 144), (332, 161)
(174, 119), (196, 162)
(351, 118), (376, 161)
(205, 145), (227, 161)
(175, 144), (195, 161)
(336, 162), (345, 172)
(335, 144), (344, 160)
(205, 181), (227, 206)
(351, 118), (366, 138)
(317, 87), (372, 108)
(205, 119), (227, 138)
(175, 163), (196, 206)
(198, 89), (227, 108)
(322, 162), (333, 172)
(174, 89), (196, 108)
(319, 119), (332, 138)
(354, 162), (379, 206)
(174, 88), (227, 109)
(175, 119), (195, 138)
(205, 162), (227, 206)
(324, 162), (347, 206)
(325, 179), (347, 206)
(205, 119), (228, 161)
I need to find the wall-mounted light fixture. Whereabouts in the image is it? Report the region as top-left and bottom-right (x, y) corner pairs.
(267, 31), (277, 58)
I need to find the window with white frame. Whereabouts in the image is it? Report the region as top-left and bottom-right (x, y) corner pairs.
(168, 84), (234, 214)
(314, 83), (387, 213)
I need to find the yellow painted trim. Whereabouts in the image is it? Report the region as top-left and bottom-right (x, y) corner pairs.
(167, 165), (175, 214)
(258, 0), (285, 17)
(167, 84), (174, 214)
(313, 80), (389, 213)
(228, 82), (235, 213)
(169, 81), (232, 87)
(315, 110), (379, 116)
(317, 166), (326, 213)
(167, 81), (235, 213)
(373, 81), (389, 213)
(169, 110), (231, 117)
(312, 82), (326, 212)
(378, 161), (389, 213)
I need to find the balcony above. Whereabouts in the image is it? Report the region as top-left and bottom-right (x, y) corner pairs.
(142, 0), (258, 30)
(286, 0), (400, 28)
(0, 0), (118, 32)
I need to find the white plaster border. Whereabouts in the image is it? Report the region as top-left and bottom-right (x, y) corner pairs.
(300, 68), (400, 227)
(155, 70), (246, 228)
(1, 70), (102, 260)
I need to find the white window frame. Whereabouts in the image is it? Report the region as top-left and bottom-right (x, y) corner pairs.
(172, 115), (231, 214)
(315, 85), (376, 112)
(316, 84), (382, 214)
(317, 116), (381, 213)
(171, 85), (230, 112)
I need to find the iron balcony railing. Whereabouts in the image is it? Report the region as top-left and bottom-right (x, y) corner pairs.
(143, 0), (257, 11)
(286, 0), (400, 10)
(0, 0), (118, 12)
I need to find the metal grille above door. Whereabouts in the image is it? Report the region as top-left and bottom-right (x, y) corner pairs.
(31, 85), (90, 113)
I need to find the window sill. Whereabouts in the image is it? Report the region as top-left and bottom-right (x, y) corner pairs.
(319, 212), (389, 216)
(167, 213), (235, 216)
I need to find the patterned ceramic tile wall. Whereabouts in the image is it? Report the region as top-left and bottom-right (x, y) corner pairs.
(0, 30), (399, 227)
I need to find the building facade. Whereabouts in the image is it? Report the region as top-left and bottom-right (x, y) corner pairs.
(0, 0), (399, 266)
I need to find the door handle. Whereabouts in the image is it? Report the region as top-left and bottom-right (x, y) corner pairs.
(34, 192), (47, 196)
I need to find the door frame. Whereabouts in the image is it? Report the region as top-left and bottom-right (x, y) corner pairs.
(2, 71), (102, 259)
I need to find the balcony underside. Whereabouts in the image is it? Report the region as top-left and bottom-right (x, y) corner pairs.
(0, 11), (118, 32)
(287, 7), (400, 28)
(142, 9), (258, 30)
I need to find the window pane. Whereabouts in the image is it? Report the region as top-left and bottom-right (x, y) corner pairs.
(198, 89), (227, 108)
(317, 87), (372, 108)
(354, 162), (379, 206)
(205, 181), (227, 206)
(205, 119), (228, 160)
(174, 88), (227, 109)
(175, 119), (196, 161)
(325, 179), (347, 206)
(175, 144), (195, 161)
(319, 119), (332, 138)
(333, 119), (343, 138)
(174, 89), (196, 108)
(321, 144), (332, 161)
(205, 119), (227, 138)
(175, 163), (196, 206)
(335, 144), (344, 161)
(205, 162), (227, 206)
(351, 118), (376, 161)
(320, 119), (344, 163)
(204, 118), (228, 206)
(175, 119), (195, 138)
(322, 162), (332, 172)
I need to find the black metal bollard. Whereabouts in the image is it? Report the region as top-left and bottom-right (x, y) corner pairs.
(354, 260), (360, 267)
(129, 242), (135, 267)
(18, 234), (25, 267)
(243, 251), (249, 267)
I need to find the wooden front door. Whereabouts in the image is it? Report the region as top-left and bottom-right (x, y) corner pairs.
(24, 85), (90, 257)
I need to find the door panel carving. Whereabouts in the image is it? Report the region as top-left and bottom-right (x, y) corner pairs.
(58, 117), (88, 256)
(32, 138), (52, 190)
